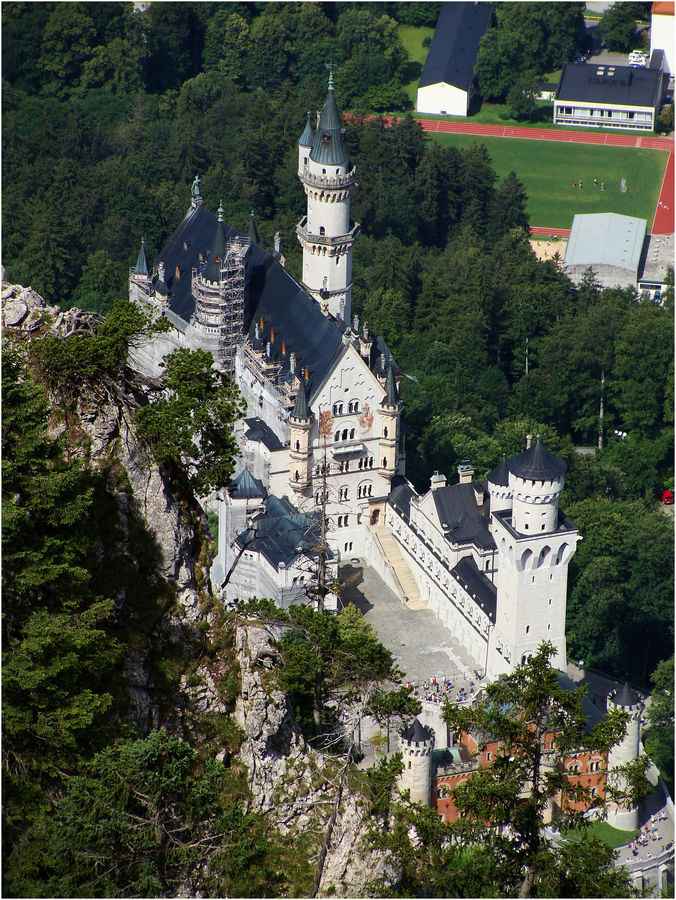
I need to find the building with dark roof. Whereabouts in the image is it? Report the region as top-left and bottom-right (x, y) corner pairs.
(553, 62), (665, 130)
(416, 2), (493, 117)
(218, 490), (339, 611)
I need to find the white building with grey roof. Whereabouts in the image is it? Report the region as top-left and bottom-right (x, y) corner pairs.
(564, 212), (647, 289)
(416, 1), (493, 117)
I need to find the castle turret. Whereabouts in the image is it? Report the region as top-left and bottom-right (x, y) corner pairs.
(606, 683), (643, 831)
(487, 455), (511, 516)
(398, 719), (435, 805)
(487, 440), (580, 679)
(298, 111), (314, 176)
(378, 361), (402, 482)
(508, 439), (566, 535)
(296, 73), (360, 323)
(289, 377), (314, 495)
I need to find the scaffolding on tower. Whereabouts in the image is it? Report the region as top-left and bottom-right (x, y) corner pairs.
(218, 237), (248, 376)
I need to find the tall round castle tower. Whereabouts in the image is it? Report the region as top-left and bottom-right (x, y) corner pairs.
(606, 683), (643, 831)
(398, 719), (435, 805)
(296, 74), (360, 324)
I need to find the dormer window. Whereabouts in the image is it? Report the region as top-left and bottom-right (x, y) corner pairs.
(321, 132), (330, 143)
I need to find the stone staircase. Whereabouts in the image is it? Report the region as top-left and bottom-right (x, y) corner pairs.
(372, 526), (427, 610)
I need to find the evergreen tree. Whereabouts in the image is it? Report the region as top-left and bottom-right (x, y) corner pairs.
(440, 643), (648, 898)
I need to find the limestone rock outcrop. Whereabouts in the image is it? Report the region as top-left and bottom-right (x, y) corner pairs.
(235, 623), (393, 895)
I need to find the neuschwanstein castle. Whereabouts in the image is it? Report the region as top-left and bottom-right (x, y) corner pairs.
(128, 76), (580, 683)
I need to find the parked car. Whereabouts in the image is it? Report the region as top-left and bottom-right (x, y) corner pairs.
(662, 489), (674, 505)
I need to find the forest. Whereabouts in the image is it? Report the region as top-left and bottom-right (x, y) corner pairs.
(2, 4), (674, 891)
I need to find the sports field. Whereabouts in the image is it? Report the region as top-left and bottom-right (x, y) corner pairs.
(428, 131), (668, 229)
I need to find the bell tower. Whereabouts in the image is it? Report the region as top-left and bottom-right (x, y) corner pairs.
(296, 73), (359, 323)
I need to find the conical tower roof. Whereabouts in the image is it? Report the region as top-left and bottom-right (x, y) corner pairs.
(488, 456), (509, 487)
(383, 361), (399, 406)
(134, 238), (149, 277)
(310, 73), (350, 168)
(612, 681), (640, 708)
(248, 210), (259, 245)
(298, 111), (314, 148)
(205, 201), (227, 282)
(291, 377), (309, 420)
(401, 718), (433, 744)
(507, 439), (566, 481)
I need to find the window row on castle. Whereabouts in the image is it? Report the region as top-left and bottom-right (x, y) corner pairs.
(332, 400), (360, 415)
(315, 483), (373, 504)
(316, 458), (374, 475)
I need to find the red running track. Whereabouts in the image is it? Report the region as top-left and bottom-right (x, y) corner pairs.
(652, 149), (674, 234)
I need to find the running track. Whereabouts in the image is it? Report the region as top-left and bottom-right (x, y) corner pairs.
(353, 115), (675, 234)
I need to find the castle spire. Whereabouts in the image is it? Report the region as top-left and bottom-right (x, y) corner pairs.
(248, 209), (259, 245)
(134, 237), (149, 277)
(310, 69), (349, 168)
(384, 361), (399, 406)
(298, 110), (314, 148)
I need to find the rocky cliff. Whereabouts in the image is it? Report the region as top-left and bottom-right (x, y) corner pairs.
(2, 277), (391, 897)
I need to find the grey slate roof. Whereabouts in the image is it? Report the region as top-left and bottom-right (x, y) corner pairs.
(488, 457), (509, 487)
(384, 361), (399, 405)
(236, 494), (333, 569)
(134, 238), (149, 276)
(556, 63), (663, 108)
(402, 718), (434, 744)
(291, 377), (310, 419)
(388, 476), (417, 519)
(419, 2), (493, 93)
(451, 556), (497, 623)
(229, 468), (267, 500)
(612, 682), (641, 708)
(205, 207), (228, 282)
(298, 111), (314, 147)
(432, 482), (495, 551)
(508, 441), (566, 481)
(310, 76), (350, 168)
(243, 417), (284, 452)
(152, 204), (346, 402)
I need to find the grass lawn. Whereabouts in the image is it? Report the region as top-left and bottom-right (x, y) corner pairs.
(397, 24), (434, 105)
(428, 131), (668, 229)
(563, 820), (638, 849)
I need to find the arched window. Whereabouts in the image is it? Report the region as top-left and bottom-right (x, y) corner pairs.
(369, 457), (374, 468)
(383, 426), (388, 437)
(294, 470), (299, 480)
(382, 457), (387, 468)
(319, 226), (325, 236)
(521, 549), (533, 570)
(349, 428), (355, 439)
(344, 515), (349, 526)
(342, 429), (348, 441)
(295, 440), (300, 451)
